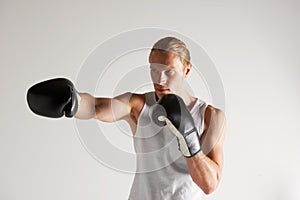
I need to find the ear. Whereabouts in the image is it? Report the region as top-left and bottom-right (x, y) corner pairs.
(184, 63), (192, 78)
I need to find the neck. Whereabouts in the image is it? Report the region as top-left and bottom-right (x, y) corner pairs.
(177, 89), (197, 110)
(154, 89), (197, 110)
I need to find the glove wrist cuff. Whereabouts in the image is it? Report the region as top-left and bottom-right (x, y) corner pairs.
(179, 130), (201, 157)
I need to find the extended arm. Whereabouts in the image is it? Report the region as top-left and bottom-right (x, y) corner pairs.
(75, 92), (133, 122)
(27, 78), (139, 124)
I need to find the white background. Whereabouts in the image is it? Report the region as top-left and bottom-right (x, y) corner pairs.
(1, 0), (300, 199)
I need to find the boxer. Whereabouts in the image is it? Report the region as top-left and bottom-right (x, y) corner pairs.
(27, 37), (226, 199)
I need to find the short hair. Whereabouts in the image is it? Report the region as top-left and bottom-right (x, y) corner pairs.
(149, 36), (191, 66)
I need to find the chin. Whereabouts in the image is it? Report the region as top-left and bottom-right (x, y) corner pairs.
(155, 90), (172, 98)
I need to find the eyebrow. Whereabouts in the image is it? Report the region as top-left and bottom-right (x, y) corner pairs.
(150, 64), (176, 69)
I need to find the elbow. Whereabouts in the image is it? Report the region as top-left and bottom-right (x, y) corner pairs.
(193, 176), (220, 195)
(204, 170), (222, 195)
(202, 185), (217, 195)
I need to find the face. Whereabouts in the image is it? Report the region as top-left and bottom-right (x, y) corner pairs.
(149, 51), (191, 98)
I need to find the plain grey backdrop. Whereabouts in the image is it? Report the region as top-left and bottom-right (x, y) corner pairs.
(1, 0), (300, 199)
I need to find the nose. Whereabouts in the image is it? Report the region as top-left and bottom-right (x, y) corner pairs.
(158, 71), (165, 84)
(154, 71), (167, 85)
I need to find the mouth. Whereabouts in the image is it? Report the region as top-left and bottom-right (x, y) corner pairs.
(153, 83), (171, 93)
(155, 87), (170, 93)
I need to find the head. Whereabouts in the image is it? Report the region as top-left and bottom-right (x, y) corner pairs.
(149, 37), (192, 98)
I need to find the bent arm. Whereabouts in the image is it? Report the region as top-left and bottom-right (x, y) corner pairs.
(186, 106), (227, 194)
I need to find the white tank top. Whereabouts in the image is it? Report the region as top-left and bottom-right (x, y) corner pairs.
(129, 92), (208, 200)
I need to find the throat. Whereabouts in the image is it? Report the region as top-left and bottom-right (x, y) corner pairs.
(186, 97), (198, 111)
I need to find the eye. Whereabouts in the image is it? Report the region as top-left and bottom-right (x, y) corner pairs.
(165, 69), (175, 76)
(151, 68), (159, 74)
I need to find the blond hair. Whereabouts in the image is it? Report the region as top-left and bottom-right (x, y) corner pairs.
(149, 37), (191, 66)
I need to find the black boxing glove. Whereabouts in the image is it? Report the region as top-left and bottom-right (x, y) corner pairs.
(151, 94), (201, 157)
(27, 78), (79, 118)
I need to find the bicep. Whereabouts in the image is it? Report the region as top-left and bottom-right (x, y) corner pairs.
(95, 92), (133, 122)
(201, 107), (227, 170)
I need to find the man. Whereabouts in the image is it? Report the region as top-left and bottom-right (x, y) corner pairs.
(27, 37), (226, 199)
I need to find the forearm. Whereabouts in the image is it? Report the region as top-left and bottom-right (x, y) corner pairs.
(186, 151), (221, 195)
(74, 93), (96, 119)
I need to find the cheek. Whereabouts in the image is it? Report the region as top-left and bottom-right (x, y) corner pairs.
(165, 73), (184, 86)
(170, 71), (184, 81)
(150, 71), (159, 83)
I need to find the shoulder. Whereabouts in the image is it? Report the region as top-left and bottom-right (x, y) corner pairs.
(205, 105), (225, 119)
(112, 92), (146, 114)
(203, 104), (226, 132)
(129, 93), (146, 107)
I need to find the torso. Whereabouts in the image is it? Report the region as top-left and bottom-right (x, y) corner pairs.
(128, 92), (208, 199)
(127, 93), (209, 136)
